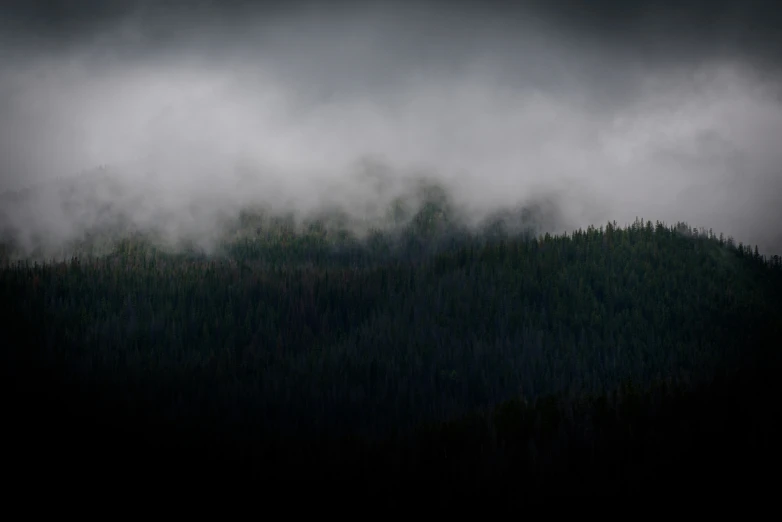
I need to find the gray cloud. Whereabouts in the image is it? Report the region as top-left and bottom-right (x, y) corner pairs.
(1, 1), (781, 256)
(5, 1), (781, 61)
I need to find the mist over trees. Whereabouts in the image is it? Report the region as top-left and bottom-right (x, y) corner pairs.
(3, 0), (782, 495)
(4, 183), (781, 489)
(3, 3), (782, 259)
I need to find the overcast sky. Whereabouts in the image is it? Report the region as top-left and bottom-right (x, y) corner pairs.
(1, 0), (781, 255)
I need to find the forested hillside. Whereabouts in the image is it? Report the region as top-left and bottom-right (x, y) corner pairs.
(3, 184), (781, 493)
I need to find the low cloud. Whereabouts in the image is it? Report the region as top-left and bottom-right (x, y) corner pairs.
(1, 2), (780, 256)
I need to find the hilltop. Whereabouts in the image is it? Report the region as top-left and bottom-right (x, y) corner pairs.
(2, 181), (781, 491)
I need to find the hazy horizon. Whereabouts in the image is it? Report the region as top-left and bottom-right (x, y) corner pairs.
(2, 1), (781, 256)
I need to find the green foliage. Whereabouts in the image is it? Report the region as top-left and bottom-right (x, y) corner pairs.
(3, 200), (781, 487)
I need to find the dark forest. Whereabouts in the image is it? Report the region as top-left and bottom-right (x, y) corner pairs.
(3, 183), (781, 496)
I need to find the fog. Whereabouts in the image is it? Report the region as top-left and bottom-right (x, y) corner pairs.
(1, 1), (781, 256)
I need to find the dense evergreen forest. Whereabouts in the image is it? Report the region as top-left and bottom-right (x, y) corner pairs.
(3, 181), (781, 494)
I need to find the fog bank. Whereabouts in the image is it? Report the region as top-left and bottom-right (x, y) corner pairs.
(1, 2), (781, 256)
